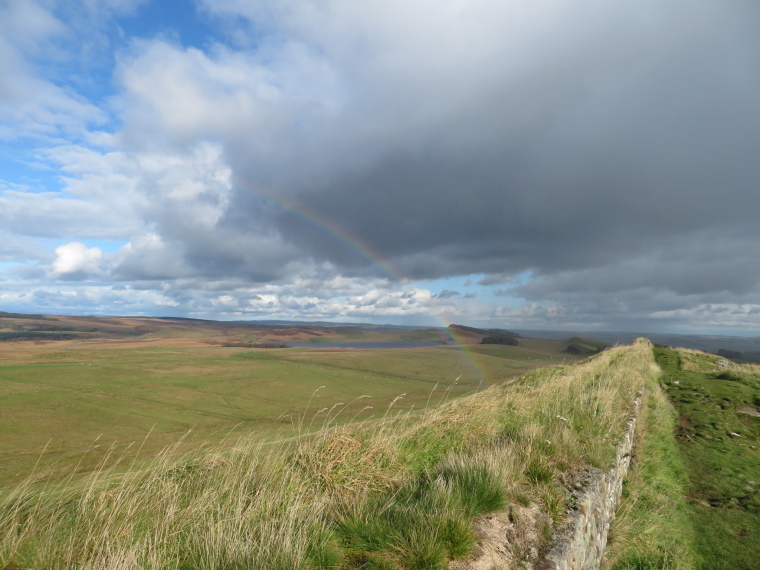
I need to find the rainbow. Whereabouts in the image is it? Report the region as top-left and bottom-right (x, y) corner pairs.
(253, 186), (493, 386)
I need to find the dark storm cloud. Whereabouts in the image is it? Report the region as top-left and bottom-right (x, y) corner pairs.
(120, 1), (760, 275)
(478, 275), (514, 286)
(501, 229), (760, 330)
(100, 0), (760, 327)
(124, 1), (749, 310)
(267, 7), (760, 281)
(514, 229), (760, 300)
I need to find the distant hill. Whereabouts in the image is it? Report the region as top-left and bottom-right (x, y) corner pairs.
(0, 313), (453, 347)
(237, 319), (424, 332)
(448, 324), (520, 345)
(514, 329), (760, 364)
(561, 336), (612, 357)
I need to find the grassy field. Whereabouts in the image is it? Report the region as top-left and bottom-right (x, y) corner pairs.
(0, 339), (652, 569)
(0, 329), (571, 490)
(654, 346), (760, 569)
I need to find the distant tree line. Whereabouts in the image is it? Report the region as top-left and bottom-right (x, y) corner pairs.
(0, 311), (55, 321)
(0, 332), (85, 342)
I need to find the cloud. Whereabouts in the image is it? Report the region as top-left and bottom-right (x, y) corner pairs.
(2, 0), (760, 331)
(49, 242), (104, 279)
(493, 289), (515, 298)
(0, 189), (136, 240)
(0, 1), (107, 141)
(0, 278), (446, 323)
(478, 275), (514, 287)
(106, 1), (760, 285)
(434, 289), (460, 299)
(0, 230), (47, 263)
(0, 283), (181, 315)
(111, 233), (188, 280)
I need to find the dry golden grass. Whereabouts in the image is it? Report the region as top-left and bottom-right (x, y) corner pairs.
(0, 340), (654, 569)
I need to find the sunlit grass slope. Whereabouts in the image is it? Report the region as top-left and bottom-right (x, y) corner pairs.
(0, 340), (653, 569)
(0, 342), (564, 489)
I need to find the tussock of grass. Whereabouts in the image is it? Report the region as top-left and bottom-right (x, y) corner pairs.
(0, 341), (653, 569)
(338, 455), (508, 569)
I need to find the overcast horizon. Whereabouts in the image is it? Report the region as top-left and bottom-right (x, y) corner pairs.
(1, 0), (759, 335)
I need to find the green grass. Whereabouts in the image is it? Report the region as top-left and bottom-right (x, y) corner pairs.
(0, 341), (569, 490)
(398, 329), (445, 342)
(604, 374), (696, 569)
(608, 346), (760, 569)
(274, 344), (549, 387)
(562, 336), (611, 357)
(0, 341), (653, 569)
(337, 458), (507, 569)
(655, 346), (760, 569)
(0, 346), (457, 490)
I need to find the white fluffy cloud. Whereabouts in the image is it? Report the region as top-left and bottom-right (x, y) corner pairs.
(50, 242), (104, 279)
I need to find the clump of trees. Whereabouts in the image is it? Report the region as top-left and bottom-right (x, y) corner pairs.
(0, 332), (84, 342)
(0, 311), (55, 320)
(480, 334), (518, 346)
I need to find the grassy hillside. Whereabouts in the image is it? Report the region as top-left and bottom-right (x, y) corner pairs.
(0, 340), (653, 569)
(561, 336), (611, 357)
(0, 314), (429, 345)
(0, 332), (571, 490)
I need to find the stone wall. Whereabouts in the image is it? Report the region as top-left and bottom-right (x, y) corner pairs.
(538, 391), (644, 570)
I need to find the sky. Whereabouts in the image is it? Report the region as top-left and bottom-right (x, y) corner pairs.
(1, 0), (759, 334)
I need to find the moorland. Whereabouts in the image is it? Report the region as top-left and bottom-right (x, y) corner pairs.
(0, 313), (582, 490)
(1, 312), (758, 569)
